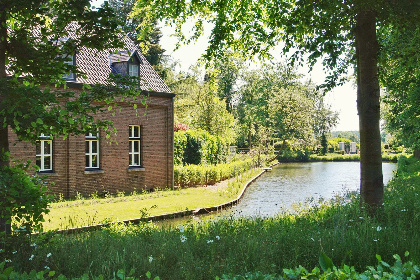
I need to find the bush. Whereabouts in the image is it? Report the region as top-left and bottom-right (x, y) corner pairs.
(174, 129), (229, 165)
(174, 158), (256, 187)
(0, 164), (51, 235)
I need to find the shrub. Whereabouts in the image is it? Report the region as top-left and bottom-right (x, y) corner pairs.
(174, 129), (229, 165)
(174, 158), (256, 187)
(0, 164), (51, 235)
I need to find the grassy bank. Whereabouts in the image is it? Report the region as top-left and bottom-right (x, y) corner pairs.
(308, 152), (404, 162)
(41, 168), (261, 231)
(2, 156), (419, 279)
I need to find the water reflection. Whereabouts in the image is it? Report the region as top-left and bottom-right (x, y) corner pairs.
(156, 162), (397, 226)
(224, 162), (396, 217)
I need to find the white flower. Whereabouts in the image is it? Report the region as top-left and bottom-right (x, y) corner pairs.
(401, 209), (407, 212)
(29, 255), (35, 261)
(373, 239), (378, 242)
(376, 226), (382, 232)
(215, 236), (221, 240)
(179, 226), (185, 233)
(44, 266), (50, 270)
(180, 235), (187, 243)
(310, 238), (315, 242)
(47, 253), (52, 258)
(5, 259), (12, 263)
(30, 243), (37, 247)
(207, 240), (214, 244)
(149, 256), (153, 263)
(12, 251), (17, 254)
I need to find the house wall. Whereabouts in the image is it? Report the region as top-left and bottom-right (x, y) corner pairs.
(8, 93), (174, 198)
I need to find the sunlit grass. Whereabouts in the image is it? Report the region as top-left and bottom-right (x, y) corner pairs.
(43, 169), (261, 231)
(3, 156), (419, 279)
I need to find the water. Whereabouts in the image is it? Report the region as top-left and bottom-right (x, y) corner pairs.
(156, 162), (397, 226)
(224, 162), (397, 217)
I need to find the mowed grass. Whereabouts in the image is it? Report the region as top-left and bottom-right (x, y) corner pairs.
(3, 156), (419, 279)
(43, 169), (261, 231)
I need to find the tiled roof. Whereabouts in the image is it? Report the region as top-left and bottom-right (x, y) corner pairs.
(75, 37), (171, 93)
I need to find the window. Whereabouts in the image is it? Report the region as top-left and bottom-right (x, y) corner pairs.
(36, 134), (52, 172)
(63, 54), (76, 80)
(85, 132), (99, 169)
(129, 125), (141, 167)
(128, 62), (139, 77)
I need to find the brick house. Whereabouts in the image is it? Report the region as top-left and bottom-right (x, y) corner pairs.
(8, 37), (175, 198)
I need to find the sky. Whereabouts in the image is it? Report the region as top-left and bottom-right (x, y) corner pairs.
(91, 0), (359, 131)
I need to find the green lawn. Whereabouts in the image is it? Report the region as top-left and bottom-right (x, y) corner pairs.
(43, 169), (260, 231)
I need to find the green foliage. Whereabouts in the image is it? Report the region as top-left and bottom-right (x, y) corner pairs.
(0, 164), (51, 234)
(170, 70), (237, 143)
(174, 158), (256, 187)
(174, 129), (229, 165)
(380, 25), (420, 150)
(3, 156), (420, 279)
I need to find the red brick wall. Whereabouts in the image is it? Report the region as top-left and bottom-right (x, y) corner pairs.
(8, 93), (174, 198)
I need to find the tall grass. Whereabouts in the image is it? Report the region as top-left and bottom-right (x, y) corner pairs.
(2, 156), (419, 279)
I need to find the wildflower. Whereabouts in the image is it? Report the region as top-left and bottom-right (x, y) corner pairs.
(179, 226), (185, 233)
(373, 239), (378, 242)
(29, 255), (35, 261)
(149, 256), (153, 263)
(44, 266), (50, 270)
(376, 226), (382, 232)
(47, 253), (52, 258)
(358, 217), (364, 220)
(310, 238), (315, 242)
(207, 240), (214, 244)
(30, 243), (37, 247)
(215, 236), (221, 240)
(0, 249), (3, 253)
(12, 251), (17, 254)
(180, 235), (187, 243)
(5, 259), (12, 263)
(401, 209), (407, 212)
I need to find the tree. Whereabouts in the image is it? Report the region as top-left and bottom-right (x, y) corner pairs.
(269, 87), (315, 152)
(379, 25), (420, 154)
(0, 0), (140, 234)
(171, 70), (237, 143)
(133, 0), (420, 213)
(108, 0), (166, 75)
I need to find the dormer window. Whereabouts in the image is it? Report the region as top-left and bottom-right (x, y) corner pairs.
(63, 54), (76, 80)
(128, 61), (139, 77)
(110, 50), (142, 77)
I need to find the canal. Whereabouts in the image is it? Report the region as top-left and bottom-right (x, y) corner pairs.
(224, 162), (397, 217)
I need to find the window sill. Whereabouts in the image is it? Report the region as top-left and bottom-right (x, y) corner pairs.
(37, 172), (58, 176)
(128, 167), (145, 172)
(84, 169), (104, 174)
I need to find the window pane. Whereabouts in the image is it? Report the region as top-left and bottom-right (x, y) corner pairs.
(133, 141), (139, 153)
(44, 156), (51, 170)
(36, 156), (41, 168)
(129, 155), (133, 166)
(134, 126), (139, 138)
(36, 142), (41, 155)
(92, 141), (98, 153)
(134, 154), (139, 165)
(92, 155), (98, 167)
(129, 141), (133, 153)
(85, 155), (89, 167)
(44, 141), (51, 154)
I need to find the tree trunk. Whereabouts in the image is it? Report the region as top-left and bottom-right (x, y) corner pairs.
(0, 4), (11, 235)
(355, 10), (384, 214)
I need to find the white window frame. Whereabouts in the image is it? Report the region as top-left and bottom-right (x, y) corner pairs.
(85, 132), (100, 169)
(129, 125), (141, 167)
(36, 134), (53, 172)
(128, 63), (139, 77)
